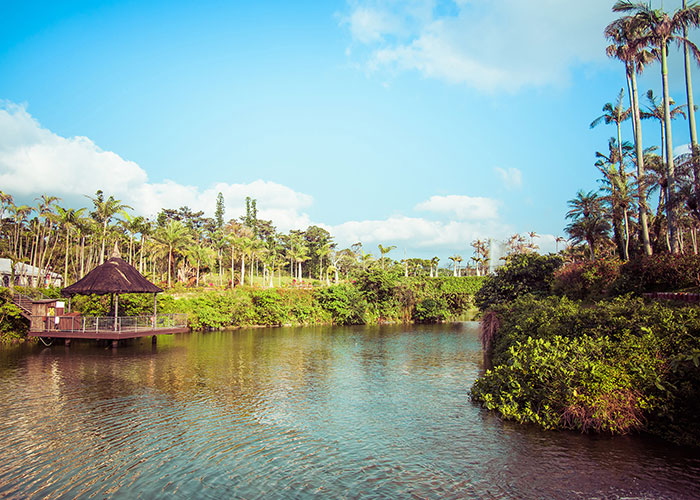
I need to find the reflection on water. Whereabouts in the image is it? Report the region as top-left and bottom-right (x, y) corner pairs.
(0, 323), (698, 499)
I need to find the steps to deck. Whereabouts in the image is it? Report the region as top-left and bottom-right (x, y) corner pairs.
(12, 293), (32, 319)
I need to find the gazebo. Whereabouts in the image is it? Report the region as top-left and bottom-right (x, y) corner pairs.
(27, 246), (188, 346)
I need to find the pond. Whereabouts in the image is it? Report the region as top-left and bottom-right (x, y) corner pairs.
(0, 323), (698, 499)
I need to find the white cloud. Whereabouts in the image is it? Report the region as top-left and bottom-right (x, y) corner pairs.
(329, 215), (511, 251)
(344, 0), (612, 92)
(673, 143), (691, 157)
(415, 194), (499, 220)
(0, 102), (556, 259)
(494, 167), (522, 190)
(0, 102), (313, 232)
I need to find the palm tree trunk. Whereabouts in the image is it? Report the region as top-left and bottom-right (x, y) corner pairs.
(662, 42), (680, 253)
(240, 255), (245, 286)
(683, 0), (700, 219)
(630, 69), (652, 255)
(64, 230), (70, 284)
(231, 245), (235, 288)
(168, 244), (172, 288)
(100, 219), (107, 264)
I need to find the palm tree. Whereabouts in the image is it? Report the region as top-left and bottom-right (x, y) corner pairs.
(56, 206), (86, 284)
(430, 256), (440, 277)
(613, 1), (700, 252)
(597, 160), (636, 260)
(565, 190), (611, 260)
(642, 90), (687, 164)
(591, 89), (631, 176)
(155, 220), (192, 288)
(88, 191), (133, 264)
(595, 137), (634, 259)
(682, 0), (700, 219)
(448, 254), (462, 277)
(606, 15), (655, 255)
(377, 244), (396, 269)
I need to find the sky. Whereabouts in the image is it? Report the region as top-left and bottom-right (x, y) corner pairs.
(1, 0), (699, 261)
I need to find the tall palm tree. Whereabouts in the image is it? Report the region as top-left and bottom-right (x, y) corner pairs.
(88, 191), (133, 264)
(613, 0), (700, 252)
(595, 137), (634, 259)
(155, 220), (192, 288)
(565, 190), (611, 260)
(56, 206), (86, 284)
(606, 14), (655, 255)
(591, 89), (631, 176)
(642, 90), (687, 164)
(682, 0), (700, 218)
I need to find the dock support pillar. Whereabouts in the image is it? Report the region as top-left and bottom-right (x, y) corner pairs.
(112, 340), (118, 349)
(65, 339), (71, 347)
(151, 335), (157, 345)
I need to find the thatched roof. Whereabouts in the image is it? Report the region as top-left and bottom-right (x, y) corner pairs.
(62, 257), (163, 296)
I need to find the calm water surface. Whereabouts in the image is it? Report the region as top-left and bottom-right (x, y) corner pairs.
(0, 322), (699, 499)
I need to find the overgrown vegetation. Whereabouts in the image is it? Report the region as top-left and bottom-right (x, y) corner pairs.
(0, 274), (485, 337)
(471, 254), (700, 447)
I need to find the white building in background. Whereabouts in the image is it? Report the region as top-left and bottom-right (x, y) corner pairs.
(0, 258), (63, 288)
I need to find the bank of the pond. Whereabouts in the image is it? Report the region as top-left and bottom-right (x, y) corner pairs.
(470, 254), (700, 448)
(0, 272), (486, 342)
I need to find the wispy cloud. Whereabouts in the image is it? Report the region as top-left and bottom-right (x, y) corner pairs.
(494, 167), (522, 190)
(415, 194), (499, 220)
(342, 0), (612, 92)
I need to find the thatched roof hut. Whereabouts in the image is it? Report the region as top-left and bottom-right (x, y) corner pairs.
(62, 253), (162, 297)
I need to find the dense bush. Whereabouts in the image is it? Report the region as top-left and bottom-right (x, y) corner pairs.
(0, 288), (27, 342)
(552, 254), (700, 301)
(612, 254), (700, 294)
(474, 253), (563, 311)
(552, 259), (622, 300)
(314, 285), (366, 325)
(413, 297), (449, 322)
(471, 295), (700, 445)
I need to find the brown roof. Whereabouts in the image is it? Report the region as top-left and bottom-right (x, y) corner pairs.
(61, 257), (163, 296)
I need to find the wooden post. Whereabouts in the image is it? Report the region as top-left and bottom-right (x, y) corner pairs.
(152, 335), (157, 345)
(65, 339), (71, 347)
(153, 293), (157, 329)
(112, 340), (118, 348)
(114, 293), (119, 331)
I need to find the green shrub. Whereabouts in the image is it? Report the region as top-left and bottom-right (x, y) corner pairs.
(250, 290), (287, 326)
(413, 297), (449, 323)
(471, 335), (647, 433)
(0, 288), (27, 342)
(474, 253), (563, 311)
(472, 294), (700, 445)
(314, 285), (366, 325)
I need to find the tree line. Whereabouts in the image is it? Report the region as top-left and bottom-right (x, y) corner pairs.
(0, 189), (477, 288)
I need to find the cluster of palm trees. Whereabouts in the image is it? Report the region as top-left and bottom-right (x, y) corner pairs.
(566, 1), (700, 260)
(0, 189), (464, 288)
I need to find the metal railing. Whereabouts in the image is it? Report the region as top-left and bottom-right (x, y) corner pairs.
(29, 314), (188, 334)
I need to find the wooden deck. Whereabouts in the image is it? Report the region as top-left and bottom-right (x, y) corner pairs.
(28, 313), (189, 340)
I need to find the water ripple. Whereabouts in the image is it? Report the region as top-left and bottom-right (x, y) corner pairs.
(0, 323), (698, 499)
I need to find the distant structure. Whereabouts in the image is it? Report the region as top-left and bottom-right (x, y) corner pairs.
(0, 258), (63, 288)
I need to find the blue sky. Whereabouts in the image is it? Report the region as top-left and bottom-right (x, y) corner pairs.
(1, 0), (698, 260)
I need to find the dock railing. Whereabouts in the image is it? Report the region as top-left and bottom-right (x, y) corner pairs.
(29, 313), (188, 335)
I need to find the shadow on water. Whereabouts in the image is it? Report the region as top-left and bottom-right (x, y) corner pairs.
(0, 322), (698, 499)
